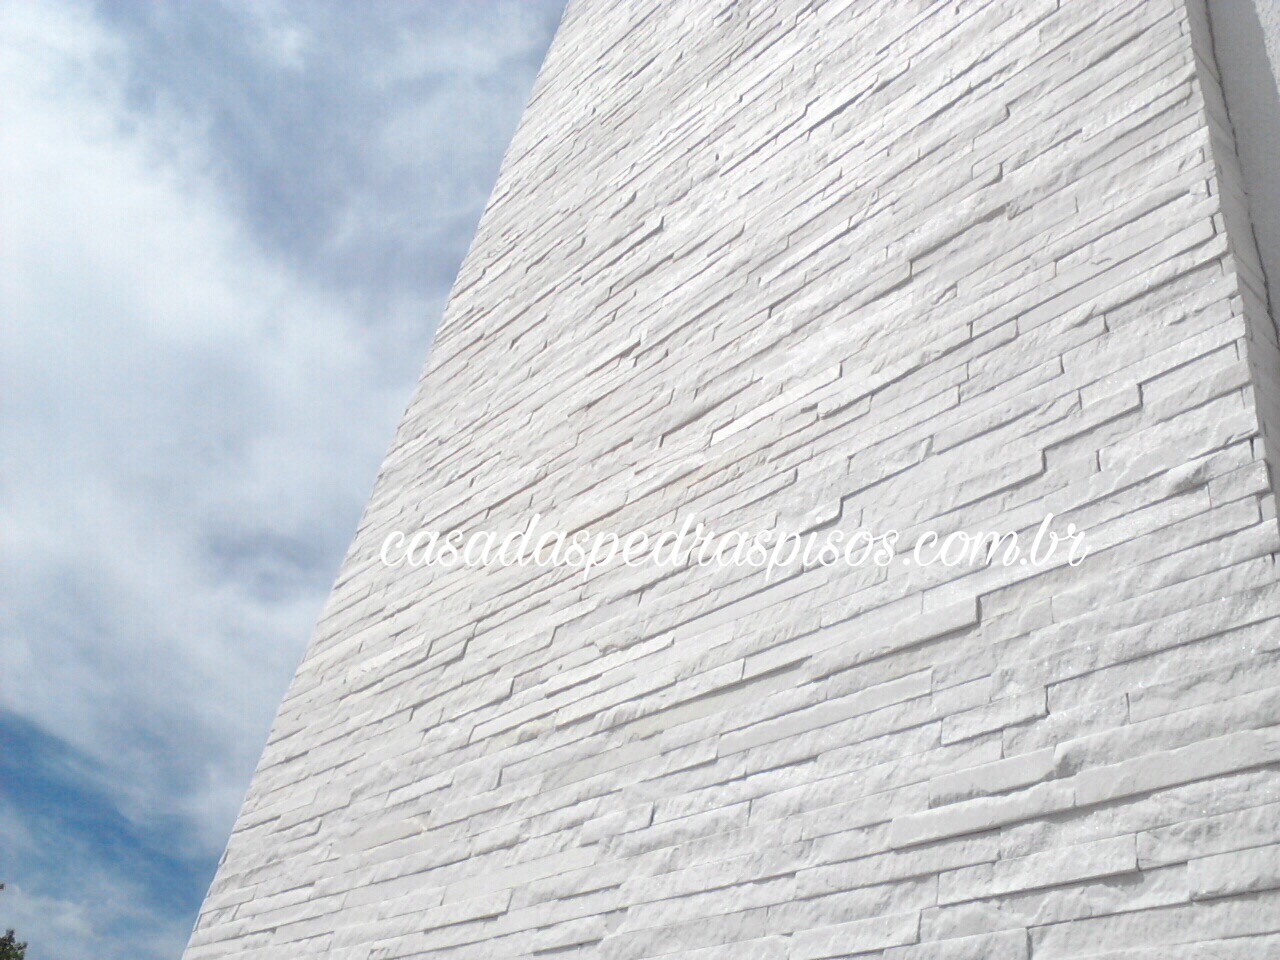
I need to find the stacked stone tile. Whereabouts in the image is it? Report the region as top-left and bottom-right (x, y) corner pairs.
(186, 0), (1280, 957)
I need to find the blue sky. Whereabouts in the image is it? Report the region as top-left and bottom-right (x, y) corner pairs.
(0, 2), (563, 956)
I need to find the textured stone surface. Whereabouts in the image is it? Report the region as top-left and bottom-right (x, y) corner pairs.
(186, 0), (1280, 956)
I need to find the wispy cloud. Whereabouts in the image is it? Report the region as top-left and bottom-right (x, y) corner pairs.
(0, 1), (561, 957)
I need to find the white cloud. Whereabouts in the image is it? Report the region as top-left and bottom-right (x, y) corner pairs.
(0, 0), (407, 841)
(0, 1), (561, 955)
(0, 9), (426, 960)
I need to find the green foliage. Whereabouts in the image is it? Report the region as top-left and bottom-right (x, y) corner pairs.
(0, 929), (26, 960)
(0, 884), (26, 960)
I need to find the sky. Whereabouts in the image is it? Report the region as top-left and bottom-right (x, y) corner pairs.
(0, 2), (564, 957)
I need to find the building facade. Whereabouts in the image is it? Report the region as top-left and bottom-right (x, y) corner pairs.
(187, 1), (1280, 957)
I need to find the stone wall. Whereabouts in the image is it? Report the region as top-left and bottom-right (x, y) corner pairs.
(186, 1), (1280, 957)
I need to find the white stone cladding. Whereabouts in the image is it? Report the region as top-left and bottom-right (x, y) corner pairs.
(186, 1), (1280, 957)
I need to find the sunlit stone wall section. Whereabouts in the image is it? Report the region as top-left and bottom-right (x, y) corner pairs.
(187, 1), (1280, 957)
